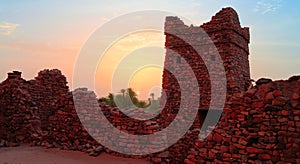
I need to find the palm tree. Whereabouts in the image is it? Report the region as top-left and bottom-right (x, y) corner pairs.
(120, 89), (126, 98)
(108, 93), (116, 107)
(150, 93), (155, 101)
(120, 89), (126, 106)
(127, 88), (136, 98)
(127, 88), (138, 105)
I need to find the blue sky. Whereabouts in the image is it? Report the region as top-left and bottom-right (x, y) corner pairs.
(0, 0), (299, 96)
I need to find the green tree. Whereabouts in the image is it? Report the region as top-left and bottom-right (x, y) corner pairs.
(99, 88), (157, 109)
(137, 101), (148, 108)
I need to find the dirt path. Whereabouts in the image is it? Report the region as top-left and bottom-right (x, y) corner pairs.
(0, 145), (150, 164)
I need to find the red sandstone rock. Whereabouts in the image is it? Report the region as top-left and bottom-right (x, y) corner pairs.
(265, 92), (274, 100)
(292, 93), (300, 100)
(252, 101), (264, 108)
(281, 110), (291, 116)
(213, 133), (222, 142)
(246, 147), (264, 154)
(258, 154), (271, 160)
(223, 153), (231, 158)
(256, 78), (272, 85)
(273, 90), (282, 97)
(272, 96), (288, 106)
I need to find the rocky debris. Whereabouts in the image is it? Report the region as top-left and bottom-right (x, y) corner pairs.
(89, 146), (104, 157)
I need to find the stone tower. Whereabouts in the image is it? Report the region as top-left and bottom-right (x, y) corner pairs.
(161, 7), (250, 127)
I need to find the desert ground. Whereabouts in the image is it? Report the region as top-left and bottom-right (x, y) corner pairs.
(0, 145), (150, 164)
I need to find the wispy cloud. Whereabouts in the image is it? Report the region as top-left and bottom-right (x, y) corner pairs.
(254, 0), (282, 14)
(0, 39), (78, 56)
(0, 22), (20, 35)
(114, 32), (164, 52)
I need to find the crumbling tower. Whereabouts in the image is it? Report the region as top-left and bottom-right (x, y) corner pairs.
(201, 7), (250, 91)
(162, 7), (250, 127)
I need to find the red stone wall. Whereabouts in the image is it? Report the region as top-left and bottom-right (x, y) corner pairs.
(0, 72), (38, 145)
(0, 69), (69, 145)
(0, 70), (299, 163)
(163, 7), (250, 112)
(185, 77), (300, 164)
(158, 7), (252, 162)
(29, 69), (69, 129)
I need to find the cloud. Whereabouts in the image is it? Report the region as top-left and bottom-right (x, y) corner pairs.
(0, 39), (78, 56)
(114, 32), (164, 52)
(0, 22), (20, 35)
(254, 0), (282, 14)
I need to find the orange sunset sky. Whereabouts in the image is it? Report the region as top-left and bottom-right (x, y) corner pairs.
(1, 1), (299, 100)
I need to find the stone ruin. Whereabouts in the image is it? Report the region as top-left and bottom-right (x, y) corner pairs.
(0, 7), (299, 164)
(162, 7), (250, 133)
(0, 70), (68, 145)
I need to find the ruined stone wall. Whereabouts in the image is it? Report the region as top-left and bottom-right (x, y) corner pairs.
(0, 72), (38, 145)
(201, 7), (250, 91)
(44, 88), (165, 157)
(41, 75), (300, 164)
(185, 77), (300, 164)
(28, 69), (69, 129)
(163, 7), (250, 113)
(0, 69), (69, 145)
(0, 70), (299, 163)
(158, 7), (251, 162)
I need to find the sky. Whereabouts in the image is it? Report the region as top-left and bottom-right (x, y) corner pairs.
(0, 0), (299, 99)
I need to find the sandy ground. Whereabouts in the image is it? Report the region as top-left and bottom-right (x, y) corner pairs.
(0, 145), (150, 164)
